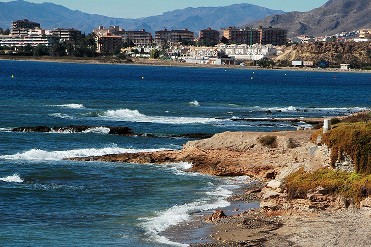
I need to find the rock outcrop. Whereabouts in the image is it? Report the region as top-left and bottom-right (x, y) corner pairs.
(70, 130), (331, 178)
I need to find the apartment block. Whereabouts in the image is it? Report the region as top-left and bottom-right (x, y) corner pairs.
(155, 29), (194, 45)
(51, 28), (82, 41)
(96, 35), (122, 54)
(199, 27), (220, 45)
(0, 35), (54, 47)
(93, 26), (152, 46)
(12, 19), (41, 30)
(258, 27), (287, 46)
(120, 30), (152, 47)
(222, 27), (260, 45)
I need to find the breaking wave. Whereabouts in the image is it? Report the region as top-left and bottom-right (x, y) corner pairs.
(0, 174), (24, 183)
(98, 108), (219, 125)
(0, 127), (12, 132)
(50, 104), (85, 109)
(49, 113), (75, 119)
(249, 106), (369, 114)
(0, 146), (166, 161)
(82, 127), (111, 134)
(141, 184), (232, 247)
(189, 100), (200, 107)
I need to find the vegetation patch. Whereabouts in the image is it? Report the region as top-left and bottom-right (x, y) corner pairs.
(340, 111), (371, 123)
(258, 135), (278, 148)
(285, 168), (371, 204)
(322, 122), (370, 174)
(287, 138), (300, 149)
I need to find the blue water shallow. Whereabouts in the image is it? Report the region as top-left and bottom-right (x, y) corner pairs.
(0, 60), (370, 246)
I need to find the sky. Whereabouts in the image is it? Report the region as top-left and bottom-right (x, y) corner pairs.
(1, 0), (329, 18)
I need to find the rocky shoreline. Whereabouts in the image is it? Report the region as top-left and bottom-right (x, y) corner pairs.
(67, 123), (371, 246)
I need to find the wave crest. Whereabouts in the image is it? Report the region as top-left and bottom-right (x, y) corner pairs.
(0, 174), (23, 183)
(141, 184), (231, 246)
(99, 108), (218, 125)
(0, 146), (166, 161)
(50, 104), (85, 109)
(49, 113), (75, 119)
(189, 100), (200, 107)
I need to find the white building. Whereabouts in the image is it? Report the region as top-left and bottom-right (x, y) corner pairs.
(217, 44), (277, 60)
(0, 34), (54, 47)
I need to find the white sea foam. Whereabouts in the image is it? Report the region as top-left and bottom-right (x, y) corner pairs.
(257, 106), (369, 113)
(49, 113), (75, 119)
(0, 174), (23, 183)
(99, 108), (219, 125)
(0, 127), (11, 132)
(162, 162), (200, 177)
(141, 185), (231, 247)
(50, 104), (85, 109)
(260, 106), (298, 112)
(189, 100), (200, 107)
(0, 146), (166, 161)
(82, 127), (111, 134)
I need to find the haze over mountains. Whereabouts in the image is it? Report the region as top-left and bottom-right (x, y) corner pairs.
(0, 0), (284, 34)
(253, 0), (371, 37)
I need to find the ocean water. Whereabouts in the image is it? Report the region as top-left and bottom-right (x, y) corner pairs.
(0, 60), (370, 246)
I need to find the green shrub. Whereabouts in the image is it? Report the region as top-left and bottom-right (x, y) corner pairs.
(284, 168), (371, 204)
(322, 122), (371, 174)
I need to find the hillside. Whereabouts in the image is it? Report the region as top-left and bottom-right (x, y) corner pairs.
(275, 42), (371, 68)
(0, 0), (284, 34)
(252, 0), (371, 37)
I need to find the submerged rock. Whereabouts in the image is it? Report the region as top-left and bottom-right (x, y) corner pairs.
(12, 126), (51, 132)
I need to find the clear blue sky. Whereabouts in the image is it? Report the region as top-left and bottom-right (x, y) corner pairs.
(2, 0), (329, 18)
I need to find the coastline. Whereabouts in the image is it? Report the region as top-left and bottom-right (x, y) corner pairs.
(1, 56), (369, 247)
(1, 55), (371, 74)
(68, 111), (371, 247)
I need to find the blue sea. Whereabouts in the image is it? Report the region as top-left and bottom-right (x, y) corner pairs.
(0, 60), (370, 246)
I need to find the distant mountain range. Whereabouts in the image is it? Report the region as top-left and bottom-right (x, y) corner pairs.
(0, 0), (284, 34)
(252, 0), (371, 37)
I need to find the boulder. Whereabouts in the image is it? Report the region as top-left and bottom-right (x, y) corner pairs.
(207, 210), (227, 222)
(267, 180), (282, 191)
(360, 197), (371, 209)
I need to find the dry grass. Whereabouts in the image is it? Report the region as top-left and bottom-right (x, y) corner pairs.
(322, 122), (371, 174)
(285, 168), (371, 204)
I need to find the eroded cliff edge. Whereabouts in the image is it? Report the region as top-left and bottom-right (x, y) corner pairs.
(70, 130), (328, 179)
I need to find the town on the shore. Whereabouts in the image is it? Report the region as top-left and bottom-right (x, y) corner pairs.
(0, 19), (370, 69)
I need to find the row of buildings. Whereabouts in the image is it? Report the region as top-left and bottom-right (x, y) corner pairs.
(290, 29), (371, 44)
(94, 25), (288, 53)
(0, 19), (288, 57)
(182, 44), (278, 65)
(0, 19), (82, 48)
